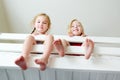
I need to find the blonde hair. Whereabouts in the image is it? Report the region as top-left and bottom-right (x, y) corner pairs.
(68, 19), (85, 36)
(31, 13), (51, 33)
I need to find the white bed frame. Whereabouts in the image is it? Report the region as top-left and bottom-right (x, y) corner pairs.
(0, 33), (120, 72)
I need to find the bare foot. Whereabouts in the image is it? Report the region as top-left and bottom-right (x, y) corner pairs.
(82, 38), (89, 47)
(15, 56), (27, 70)
(53, 39), (65, 57)
(84, 39), (94, 59)
(35, 59), (47, 71)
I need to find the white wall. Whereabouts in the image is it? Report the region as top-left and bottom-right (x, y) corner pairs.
(0, 0), (9, 32)
(1, 0), (120, 37)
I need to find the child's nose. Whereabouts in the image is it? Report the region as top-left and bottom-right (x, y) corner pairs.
(74, 25), (77, 28)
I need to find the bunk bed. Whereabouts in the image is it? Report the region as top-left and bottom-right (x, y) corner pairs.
(0, 33), (120, 80)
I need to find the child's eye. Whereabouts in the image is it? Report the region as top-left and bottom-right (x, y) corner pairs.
(43, 22), (47, 24)
(72, 26), (74, 27)
(37, 21), (40, 23)
(77, 25), (80, 27)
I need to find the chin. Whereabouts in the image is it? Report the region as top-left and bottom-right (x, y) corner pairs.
(73, 33), (80, 36)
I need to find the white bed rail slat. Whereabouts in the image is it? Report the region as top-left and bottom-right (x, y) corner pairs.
(0, 52), (120, 71)
(0, 43), (84, 54)
(0, 43), (120, 56)
(1, 33), (120, 43)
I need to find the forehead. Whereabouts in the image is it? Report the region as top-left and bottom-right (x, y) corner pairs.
(36, 16), (48, 22)
(72, 21), (81, 25)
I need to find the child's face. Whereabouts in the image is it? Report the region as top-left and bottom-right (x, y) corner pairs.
(34, 16), (49, 34)
(70, 21), (83, 36)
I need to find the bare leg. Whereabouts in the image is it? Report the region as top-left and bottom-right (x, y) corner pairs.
(83, 39), (94, 59)
(53, 39), (65, 57)
(35, 34), (54, 71)
(15, 35), (36, 70)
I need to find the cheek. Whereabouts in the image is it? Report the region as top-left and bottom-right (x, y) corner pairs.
(71, 28), (74, 31)
(79, 27), (83, 31)
(44, 26), (49, 31)
(34, 24), (38, 28)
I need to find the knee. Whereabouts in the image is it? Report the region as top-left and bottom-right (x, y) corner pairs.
(26, 35), (35, 40)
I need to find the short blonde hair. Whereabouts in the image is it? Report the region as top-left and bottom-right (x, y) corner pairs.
(68, 19), (85, 36)
(31, 13), (51, 33)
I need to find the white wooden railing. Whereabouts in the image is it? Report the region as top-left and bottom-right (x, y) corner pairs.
(0, 33), (120, 71)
